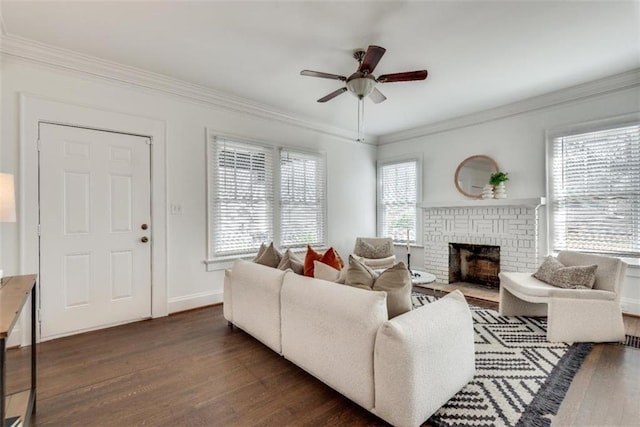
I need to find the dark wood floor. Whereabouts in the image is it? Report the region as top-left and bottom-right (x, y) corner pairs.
(5, 301), (639, 426)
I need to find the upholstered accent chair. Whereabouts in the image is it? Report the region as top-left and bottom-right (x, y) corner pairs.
(499, 251), (627, 343)
(353, 237), (396, 270)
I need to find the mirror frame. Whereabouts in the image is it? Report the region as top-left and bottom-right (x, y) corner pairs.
(454, 155), (499, 199)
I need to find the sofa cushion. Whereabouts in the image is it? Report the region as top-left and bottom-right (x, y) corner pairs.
(373, 262), (413, 318)
(277, 248), (304, 275)
(304, 246), (344, 277)
(345, 256), (412, 318)
(313, 261), (347, 283)
(533, 256), (597, 289)
(254, 242), (282, 268)
(253, 242), (267, 261)
(345, 255), (378, 290)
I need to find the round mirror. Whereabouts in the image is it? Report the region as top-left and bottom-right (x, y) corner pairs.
(454, 155), (499, 199)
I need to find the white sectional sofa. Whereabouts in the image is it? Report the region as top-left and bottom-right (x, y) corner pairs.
(223, 259), (475, 427)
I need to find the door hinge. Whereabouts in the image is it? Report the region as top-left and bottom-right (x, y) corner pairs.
(146, 139), (152, 145)
(37, 139), (41, 151)
(37, 224), (41, 236)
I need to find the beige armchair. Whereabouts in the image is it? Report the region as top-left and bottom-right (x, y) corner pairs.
(499, 251), (627, 343)
(353, 237), (396, 270)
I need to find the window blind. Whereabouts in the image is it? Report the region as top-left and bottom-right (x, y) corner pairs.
(379, 160), (418, 243)
(279, 149), (326, 248)
(550, 123), (640, 257)
(209, 137), (274, 257)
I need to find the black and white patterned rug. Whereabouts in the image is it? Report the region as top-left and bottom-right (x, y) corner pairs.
(412, 293), (593, 427)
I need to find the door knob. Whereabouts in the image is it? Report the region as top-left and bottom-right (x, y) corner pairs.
(141, 236), (149, 243)
(141, 224), (148, 230)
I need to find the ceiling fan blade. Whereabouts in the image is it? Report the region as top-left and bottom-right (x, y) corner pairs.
(301, 70), (347, 81)
(369, 87), (387, 104)
(358, 45), (386, 74)
(377, 70), (428, 83)
(317, 87), (347, 103)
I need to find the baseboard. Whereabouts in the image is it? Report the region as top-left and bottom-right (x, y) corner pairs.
(168, 290), (223, 314)
(621, 297), (640, 317)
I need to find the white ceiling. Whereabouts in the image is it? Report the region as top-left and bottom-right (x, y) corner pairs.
(1, 1), (639, 137)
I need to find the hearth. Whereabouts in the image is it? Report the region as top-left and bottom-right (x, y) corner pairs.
(449, 243), (500, 288)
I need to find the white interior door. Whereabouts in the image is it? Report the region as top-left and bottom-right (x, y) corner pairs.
(39, 123), (152, 340)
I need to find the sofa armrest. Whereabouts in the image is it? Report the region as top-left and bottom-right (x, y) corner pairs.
(373, 290), (475, 427)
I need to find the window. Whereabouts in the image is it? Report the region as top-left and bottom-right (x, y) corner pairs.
(280, 149), (326, 249)
(378, 159), (419, 244)
(549, 121), (640, 258)
(207, 134), (327, 259)
(209, 137), (274, 257)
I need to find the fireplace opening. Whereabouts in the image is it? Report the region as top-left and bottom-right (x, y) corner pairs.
(449, 243), (500, 288)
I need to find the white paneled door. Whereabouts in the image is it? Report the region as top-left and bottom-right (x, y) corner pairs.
(39, 123), (151, 340)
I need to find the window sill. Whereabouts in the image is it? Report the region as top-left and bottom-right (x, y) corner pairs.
(393, 244), (424, 249)
(204, 255), (253, 272)
(204, 247), (311, 272)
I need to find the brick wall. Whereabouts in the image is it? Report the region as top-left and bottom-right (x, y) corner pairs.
(423, 206), (540, 284)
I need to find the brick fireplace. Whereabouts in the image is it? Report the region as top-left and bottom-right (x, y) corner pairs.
(422, 199), (545, 285)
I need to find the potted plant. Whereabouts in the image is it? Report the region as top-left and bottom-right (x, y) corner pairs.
(489, 172), (509, 186)
(490, 172), (509, 198)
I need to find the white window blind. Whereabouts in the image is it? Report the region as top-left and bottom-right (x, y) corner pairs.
(379, 160), (418, 243)
(550, 123), (640, 257)
(279, 149), (326, 248)
(209, 137), (274, 257)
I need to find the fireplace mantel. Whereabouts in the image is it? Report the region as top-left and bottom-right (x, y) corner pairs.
(421, 197), (546, 209)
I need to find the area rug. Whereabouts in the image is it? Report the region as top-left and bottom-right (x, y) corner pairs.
(412, 293), (593, 427)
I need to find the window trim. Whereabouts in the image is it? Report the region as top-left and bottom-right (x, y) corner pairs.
(545, 112), (640, 258)
(376, 154), (423, 245)
(205, 129), (327, 263)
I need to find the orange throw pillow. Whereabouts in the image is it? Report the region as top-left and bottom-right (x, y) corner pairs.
(304, 246), (344, 277)
(304, 246), (323, 277)
(320, 247), (344, 271)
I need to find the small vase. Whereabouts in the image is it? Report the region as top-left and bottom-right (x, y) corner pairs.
(481, 184), (494, 199)
(494, 182), (507, 199)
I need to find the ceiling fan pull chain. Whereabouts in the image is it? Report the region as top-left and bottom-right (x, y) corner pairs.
(357, 99), (365, 142)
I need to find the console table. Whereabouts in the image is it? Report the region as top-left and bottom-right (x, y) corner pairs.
(0, 275), (37, 427)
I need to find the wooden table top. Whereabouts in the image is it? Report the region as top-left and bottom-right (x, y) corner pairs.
(0, 274), (37, 338)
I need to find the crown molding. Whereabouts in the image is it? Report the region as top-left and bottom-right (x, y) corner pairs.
(379, 68), (640, 145)
(0, 34), (377, 145)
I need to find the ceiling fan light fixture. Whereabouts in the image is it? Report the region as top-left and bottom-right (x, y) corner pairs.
(346, 75), (376, 98)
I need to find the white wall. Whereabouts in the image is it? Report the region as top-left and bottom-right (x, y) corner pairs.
(381, 84), (640, 315)
(0, 57), (377, 313)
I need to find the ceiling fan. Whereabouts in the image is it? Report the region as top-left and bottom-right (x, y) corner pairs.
(300, 45), (428, 141)
(300, 45), (428, 104)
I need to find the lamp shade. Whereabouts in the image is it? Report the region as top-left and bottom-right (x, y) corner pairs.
(346, 76), (376, 98)
(0, 173), (16, 223)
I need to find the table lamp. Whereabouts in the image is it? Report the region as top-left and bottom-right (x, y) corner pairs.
(0, 173), (16, 279)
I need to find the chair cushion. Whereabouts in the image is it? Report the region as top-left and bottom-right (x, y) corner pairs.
(533, 256), (597, 289)
(500, 272), (616, 301)
(355, 238), (393, 259)
(356, 254), (396, 270)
